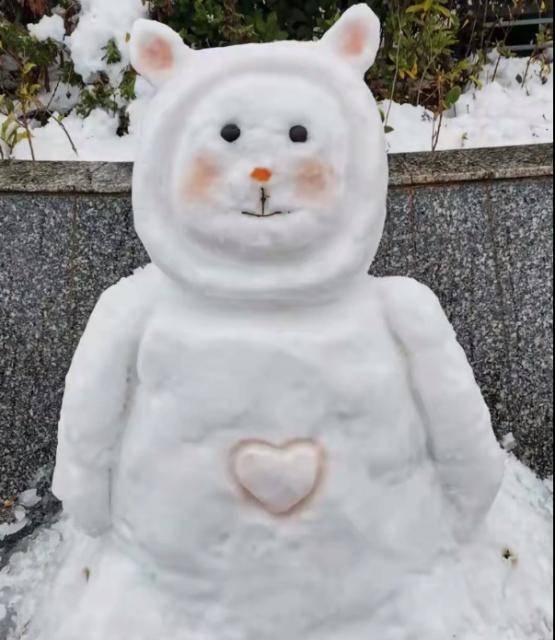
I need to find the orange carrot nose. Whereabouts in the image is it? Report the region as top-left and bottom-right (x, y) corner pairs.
(251, 167), (273, 182)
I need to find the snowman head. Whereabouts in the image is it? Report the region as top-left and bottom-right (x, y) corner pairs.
(130, 5), (388, 303)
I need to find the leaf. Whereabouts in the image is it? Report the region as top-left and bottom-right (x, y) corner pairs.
(22, 62), (37, 76)
(15, 131), (30, 144)
(406, 61), (419, 80)
(384, 125), (395, 134)
(436, 5), (453, 19)
(406, 3), (427, 14)
(444, 85), (462, 108)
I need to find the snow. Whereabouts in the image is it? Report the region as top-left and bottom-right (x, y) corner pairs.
(17, 491), (41, 510)
(10, 6), (553, 161)
(67, 0), (147, 84)
(0, 6), (552, 640)
(0, 456), (552, 639)
(18, 11), (507, 637)
(13, 79), (154, 162)
(27, 14), (66, 43)
(0, 520), (28, 544)
(383, 55), (554, 153)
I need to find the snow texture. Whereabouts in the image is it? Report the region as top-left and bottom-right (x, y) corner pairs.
(9, 6), (513, 637)
(26, 14), (66, 44)
(1, 456), (552, 639)
(67, 0), (147, 85)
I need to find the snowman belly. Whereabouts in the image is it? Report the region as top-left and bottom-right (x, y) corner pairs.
(111, 315), (447, 623)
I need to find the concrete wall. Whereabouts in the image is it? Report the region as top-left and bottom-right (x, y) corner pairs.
(0, 144), (553, 544)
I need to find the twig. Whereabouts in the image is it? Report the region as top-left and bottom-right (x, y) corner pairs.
(20, 111), (35, 161)
(47, 110), (78, 157)
(385, 23), (403, 130)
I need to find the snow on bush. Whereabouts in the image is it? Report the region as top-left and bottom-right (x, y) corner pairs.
(27, 14), (65, 43)
(67, 0), (146, 84)
(8, 49), (553, 161)
(0, 3), (553, 160)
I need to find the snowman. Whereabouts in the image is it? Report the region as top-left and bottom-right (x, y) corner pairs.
(51, 5), (504, 639)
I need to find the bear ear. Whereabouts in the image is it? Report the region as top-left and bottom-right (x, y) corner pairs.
(129, 19), (191, 87)
(320, 4), (381, 75)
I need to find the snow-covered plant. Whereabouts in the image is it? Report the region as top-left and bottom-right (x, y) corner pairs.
(0, 0), (552, 160)
(0, 15), (79, 158)
(0, 108), (30, 159)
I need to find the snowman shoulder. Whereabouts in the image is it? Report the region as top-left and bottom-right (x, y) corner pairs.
(84, 265), (159, 341)
(372, 276), (456, 350)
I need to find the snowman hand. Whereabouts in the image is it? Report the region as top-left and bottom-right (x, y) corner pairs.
(52, 276), (148, 536)
(53, 448), (112, 536)
(378, 276), (505, 533)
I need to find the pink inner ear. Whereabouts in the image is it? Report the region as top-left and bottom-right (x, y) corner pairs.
(342, 22), (367, 57)
(140, 37), (174, 72)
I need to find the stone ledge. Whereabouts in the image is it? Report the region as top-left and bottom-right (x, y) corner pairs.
(0, 144), (552, 193)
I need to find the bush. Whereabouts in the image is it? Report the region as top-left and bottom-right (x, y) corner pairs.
(0, 0), (552, 159)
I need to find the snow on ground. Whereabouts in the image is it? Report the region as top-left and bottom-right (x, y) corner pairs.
(0, 455), (552, 639)
(383, 55), (554, 153)
(11, 51), (554, 161)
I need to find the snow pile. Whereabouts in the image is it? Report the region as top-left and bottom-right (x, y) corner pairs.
(27, 14), (65, 44)
(0, 456), (552, 639)
(383, 54), (553, 153)
(67, 0), (147, 84)
(12, 87), (153, 162)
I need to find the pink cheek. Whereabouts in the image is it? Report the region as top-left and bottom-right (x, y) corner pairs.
(183, 157), (222, 202)
(296, 161), (334, 199)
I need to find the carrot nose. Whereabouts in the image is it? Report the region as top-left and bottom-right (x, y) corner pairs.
(251, 167), (273, 182)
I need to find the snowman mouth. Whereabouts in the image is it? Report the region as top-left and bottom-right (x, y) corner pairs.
(242, 210), (293, 218)
(242, 188), (293, 219)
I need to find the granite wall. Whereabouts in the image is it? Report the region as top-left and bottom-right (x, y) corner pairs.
(0, 144), (553, 546)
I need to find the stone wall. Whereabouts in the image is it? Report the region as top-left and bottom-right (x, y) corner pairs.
(0, 144), (553, 544)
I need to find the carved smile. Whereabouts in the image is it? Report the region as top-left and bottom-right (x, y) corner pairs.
(242, 210), (293, 218)
(241, 188), (293, 219)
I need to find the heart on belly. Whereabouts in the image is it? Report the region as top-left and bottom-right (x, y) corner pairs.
(230, 440), (325, 516)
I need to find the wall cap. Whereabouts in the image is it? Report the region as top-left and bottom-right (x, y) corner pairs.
(0, 144), (552, 194)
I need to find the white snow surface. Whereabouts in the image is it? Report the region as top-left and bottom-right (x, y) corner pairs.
(67, 0), (147, 84)
(383, 55), (553, 153)
(26, 14), (66, 44)
(0, 456), (552, 639)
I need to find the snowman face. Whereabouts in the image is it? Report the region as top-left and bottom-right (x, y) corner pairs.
(169, 74), (349, 259)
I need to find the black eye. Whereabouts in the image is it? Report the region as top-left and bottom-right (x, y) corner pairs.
(290, 125), (308, 143)
(221, 123), (241, 143)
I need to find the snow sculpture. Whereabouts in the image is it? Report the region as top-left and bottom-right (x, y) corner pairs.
(51, 5), (505, 639)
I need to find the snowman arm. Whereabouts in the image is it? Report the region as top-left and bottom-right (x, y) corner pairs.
(53, 278), (145, 535)
(378, 277), (505, 533)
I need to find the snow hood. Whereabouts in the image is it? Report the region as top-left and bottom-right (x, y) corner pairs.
(130, 5), (388, 304)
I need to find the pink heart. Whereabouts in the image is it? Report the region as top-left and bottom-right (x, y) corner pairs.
(230, 440), (325, 516)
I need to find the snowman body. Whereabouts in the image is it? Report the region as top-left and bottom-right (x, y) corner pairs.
(110, 270), (445, 630)
(52, 6), (504, 639)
